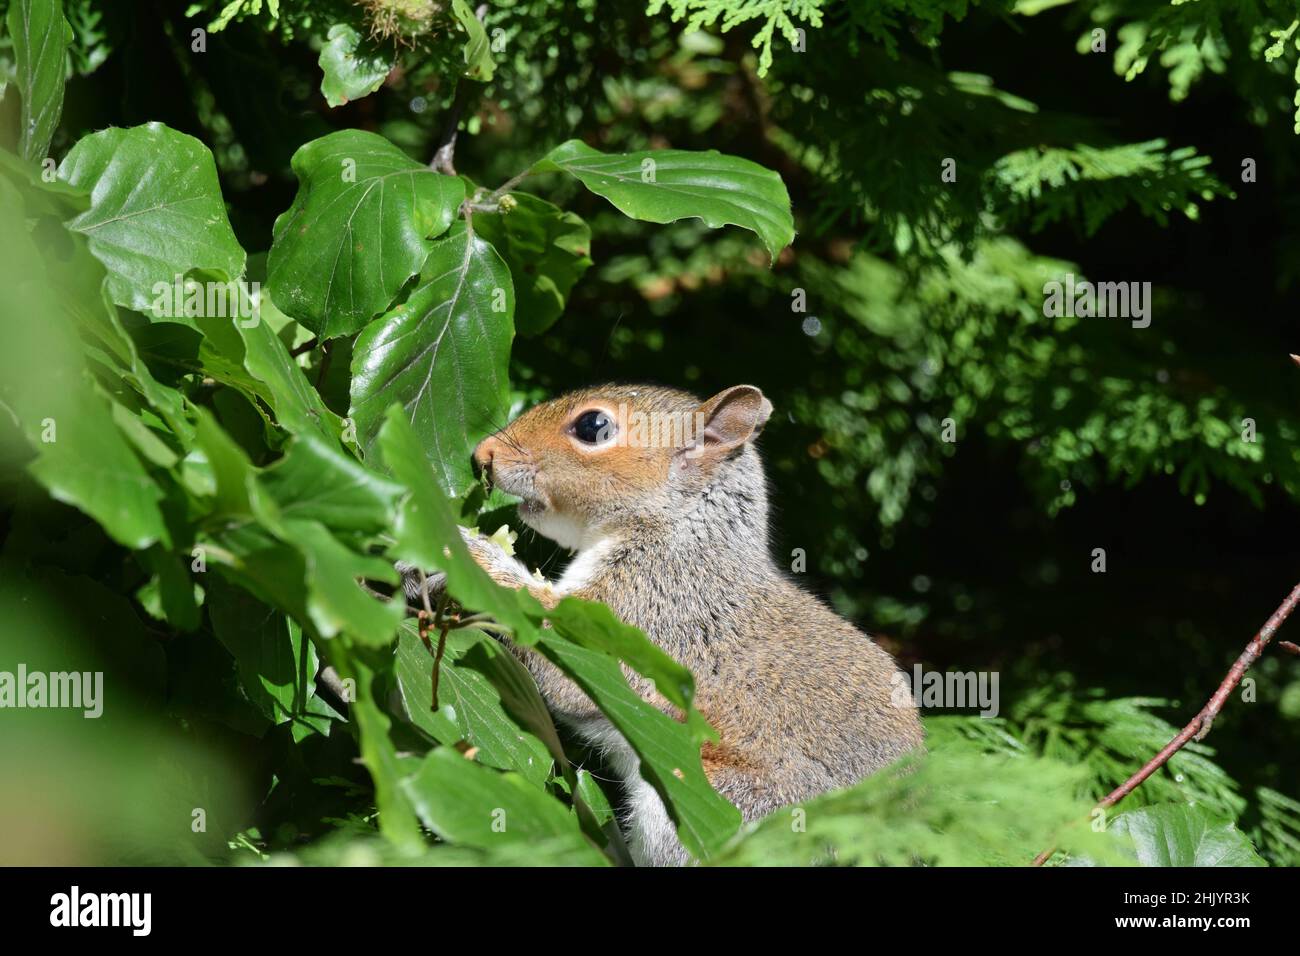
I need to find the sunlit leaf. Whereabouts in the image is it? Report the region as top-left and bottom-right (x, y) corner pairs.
(8, 0), (72, 164)
(534, 140), (794, 263)
(59, 123), (246, 312)
(1109, 803), (1267, 867)
(318, 22), (392, 108)
(402, 747), (605, 862)
(352, 223), (513, 493)
(267, 130), (465, 338)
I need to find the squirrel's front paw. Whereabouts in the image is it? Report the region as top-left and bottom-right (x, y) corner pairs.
(396, 560), (447, 609)
(398, 527), (540, 609)
(460, 525), (543, 591)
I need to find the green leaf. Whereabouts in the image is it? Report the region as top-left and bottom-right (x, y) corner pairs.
(259, 431), (403, 535)
(376, 405), (541, 639)
(576, 768), (615, 829)
(191, 407), (258, 519)
(351, 657), (424, 850)
(472, 193), (591, 335)
(59, 123), (246, 312)
(0, 146), (88, 213)
(533, 140), (794, 263)
(8, 0), (72, 164)
(351, 222), (513, 494)
(129, 303), (278, 416)
(203, 526), (311, 627)
(0, 176), (168, 550)
(54, 242), (197, 446)
(280, 518), (404, 647)
(318, 23), (392, 108)
(207, 577), (335, 733)
(234, 300), (345, 443)
(458, 636), (568, 776)
(547, 596), (704, 735)
(191, 408), (404, 647)
(451, 0), (494, 82)
(402, 747), (605, 863)
(535, 636), (741, 860)
(137, 546), (202, 631)
(24, 383), (168, 550)
(267, 130), (465, 338)
(1108, 803), (1267, 867)
(453, 635), (618, 852)
(394, 622), (552, 787)
(108, 401), (179, 469)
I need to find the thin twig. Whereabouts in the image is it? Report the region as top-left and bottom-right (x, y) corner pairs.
(413, 569), (453, 711)
(482, 169), (531, 206)
(430, 80), (465, 175)
(415, 569), (437, 642)
(432, 617), (450, 711)
(290, 337), (319, 357)
(429, 591), (450, 710)
(315, 665), (351, 711)
(366, 571), (489, 630)
(1032, 582), (1300, 866)
(429, 4), (488, 174)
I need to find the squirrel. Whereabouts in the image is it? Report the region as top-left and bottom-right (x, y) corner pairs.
(410, 383), (923, 865)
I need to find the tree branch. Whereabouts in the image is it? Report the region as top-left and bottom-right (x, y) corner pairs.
(430, 80), (466, 175)
(315, 665), (351, 713)
(289, 336), (319, 357)
(1032, 581), (1300, 866)
(429, 4), (488, 175)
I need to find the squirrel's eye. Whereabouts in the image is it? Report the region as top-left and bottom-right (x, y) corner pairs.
(572, 409), (614, 444)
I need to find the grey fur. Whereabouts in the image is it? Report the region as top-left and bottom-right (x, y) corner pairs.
(433, 385), (924, 865)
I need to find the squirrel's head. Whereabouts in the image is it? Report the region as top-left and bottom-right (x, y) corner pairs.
(473, 383), (773, 549)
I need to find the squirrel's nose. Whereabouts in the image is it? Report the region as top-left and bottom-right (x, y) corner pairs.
(473, 434), (501, 480)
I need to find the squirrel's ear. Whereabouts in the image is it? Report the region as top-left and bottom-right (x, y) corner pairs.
(689, 385), (773, 457)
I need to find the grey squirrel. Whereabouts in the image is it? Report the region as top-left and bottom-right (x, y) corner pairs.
(410, 383), (923, 865)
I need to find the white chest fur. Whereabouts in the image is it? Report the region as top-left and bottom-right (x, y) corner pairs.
(461, 527), (687, 864)
(555, 537), (616, 592)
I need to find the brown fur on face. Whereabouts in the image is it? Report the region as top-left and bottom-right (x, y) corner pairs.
(473, 384), (726, 549)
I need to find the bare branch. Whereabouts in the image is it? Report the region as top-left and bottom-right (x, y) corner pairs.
(1032, 581), (1300, 866)
(290, 336), (319, 357)
(430, 82), (465, 175)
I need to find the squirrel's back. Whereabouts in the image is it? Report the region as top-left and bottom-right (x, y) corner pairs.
(578, 543), (922, 813)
